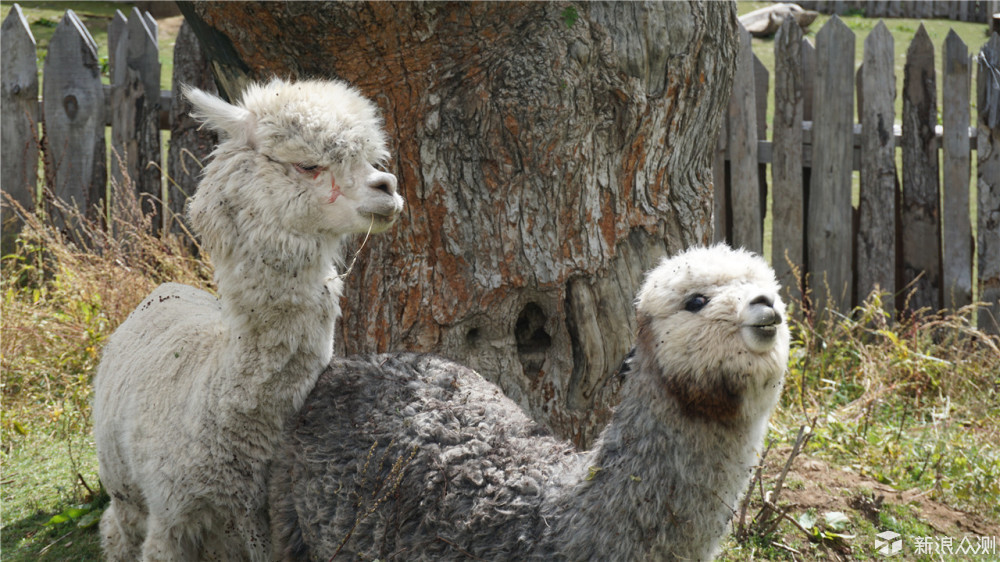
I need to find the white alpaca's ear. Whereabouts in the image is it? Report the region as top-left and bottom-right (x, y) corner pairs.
(183, 85), (253, 144)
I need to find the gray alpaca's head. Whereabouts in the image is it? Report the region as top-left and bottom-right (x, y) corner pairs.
(183, 78), (404, 258)
(634, 244), (790, 423)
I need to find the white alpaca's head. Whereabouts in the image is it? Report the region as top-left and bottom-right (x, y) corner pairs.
(184, 79), (404, 260)
(634, 244), (789, 423)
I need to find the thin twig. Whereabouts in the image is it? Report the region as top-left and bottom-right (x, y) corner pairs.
(737, 440), (772, 536)
(435, 536), (486, 561)
(38, 529), (75, 556)
(751, 422), (814, 535)
(76, 473), (96, 498)
(337, 215), (376, 280)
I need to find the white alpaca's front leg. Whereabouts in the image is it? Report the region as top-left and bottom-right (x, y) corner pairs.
(140, 516), (197, 562)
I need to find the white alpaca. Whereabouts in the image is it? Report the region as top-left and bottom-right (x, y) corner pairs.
(93, 78), (403, 561)
(269, 244), (789, 561)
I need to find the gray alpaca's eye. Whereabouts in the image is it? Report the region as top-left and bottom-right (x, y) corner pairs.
(684, 294), (709, 313)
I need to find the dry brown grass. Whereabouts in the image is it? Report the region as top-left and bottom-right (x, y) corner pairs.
(1, 173), (213, 445)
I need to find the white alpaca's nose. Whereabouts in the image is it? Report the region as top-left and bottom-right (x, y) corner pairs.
(367, 171), (398, 196)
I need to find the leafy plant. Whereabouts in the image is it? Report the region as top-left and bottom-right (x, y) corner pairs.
(561, 6), (579, 28)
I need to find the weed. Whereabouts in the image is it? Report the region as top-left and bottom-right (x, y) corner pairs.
(1, 170), (211, 559)
(727, 285), (1000, 559)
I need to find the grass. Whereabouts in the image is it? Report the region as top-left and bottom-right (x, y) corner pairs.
(6, 194), (997, 561)
(1, 436), (104, 561)
(1, 170), (213, 559)
(717, 282), (1000, 560)
(2, 3), (998, 561)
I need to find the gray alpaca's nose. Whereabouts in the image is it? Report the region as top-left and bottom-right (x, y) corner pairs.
(742, 294), (782, 353)
(746, 293), (782, 328)
(368, 171), (398, 196)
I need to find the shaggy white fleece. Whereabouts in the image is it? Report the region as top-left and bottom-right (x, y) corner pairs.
(93, 79), (403, 561)
(269, 244), (789, 561)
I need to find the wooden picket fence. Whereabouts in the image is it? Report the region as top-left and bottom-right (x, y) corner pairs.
(714, 17), (1000, 333)
(2, 5), (998, 334)
(0, 4), (217, 248)
(796, 0), (1000, 23)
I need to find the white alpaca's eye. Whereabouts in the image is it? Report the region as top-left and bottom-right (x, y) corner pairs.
(684, 294), (709, 313)
(294, 163), (326, 175)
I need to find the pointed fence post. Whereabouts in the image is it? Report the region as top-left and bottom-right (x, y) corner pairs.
(977, 33), (1000, 334)
(857, 21), (897, 312)
(900, 24), (943, 314)
(772, 18), (805, 304)
(808, 16), (855, 316)
(110, 7), (162, 233)
(728, 24), (761, 254)
(41, 9), (106, 237)
(1, 4), (39, 252)
(942, 30), (972, 311)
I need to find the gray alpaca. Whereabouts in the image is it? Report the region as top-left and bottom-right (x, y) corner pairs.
(269, 245), (790, 561)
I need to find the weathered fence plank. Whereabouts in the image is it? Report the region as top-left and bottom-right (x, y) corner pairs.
(808, 16), (855, 315)
(772, 18), (805, 303)
(167, 19), (218, 237)
(800, 37), (815, 248)
(755, 54), (769, 228)
(41, 9), (106, 234)
(728, 24), (762, 254)
(901, 24), (943, 313)
(978, 33), (1000, 334)
(108, 9), (126, 83)
(803, 0), (995, 22)
(1, 4), (38, 250)
(942, 30), (972, 311)
(801, 38), (815, 122)
(110, 8), (162, 230)
(857, 22), (897, 312)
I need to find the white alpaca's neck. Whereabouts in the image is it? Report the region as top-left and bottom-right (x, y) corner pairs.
(543, 352), (778, 560)
(210, 226), (344, 419)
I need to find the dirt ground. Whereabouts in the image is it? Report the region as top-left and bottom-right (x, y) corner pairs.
(773, 451), (999, 538)
(741, 447), (1000, 560)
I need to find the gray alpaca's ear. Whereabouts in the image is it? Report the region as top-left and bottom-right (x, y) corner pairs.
(183, 85), (252, 143)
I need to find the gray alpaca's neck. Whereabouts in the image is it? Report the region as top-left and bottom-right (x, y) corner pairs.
(543, 358), (770, 561)
(212, 235), (343, 416)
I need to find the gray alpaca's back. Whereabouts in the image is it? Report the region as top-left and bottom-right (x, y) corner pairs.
(269, 353), (578, 560)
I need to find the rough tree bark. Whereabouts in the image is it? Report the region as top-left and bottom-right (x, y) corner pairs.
(178, 1), (738, 446)
(166, 20), (218, 238)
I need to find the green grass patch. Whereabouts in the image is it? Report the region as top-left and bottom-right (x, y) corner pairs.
(1, 436), (104, 561)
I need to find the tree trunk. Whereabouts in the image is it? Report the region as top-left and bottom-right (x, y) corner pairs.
(166, 20), (218, 240)
(178, 1), (738, 447)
